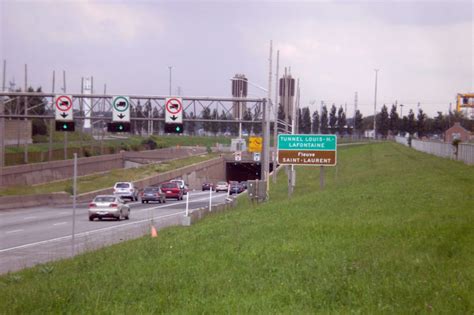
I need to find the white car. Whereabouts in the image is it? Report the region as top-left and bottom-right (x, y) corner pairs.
(215, 181), (229, 192)
(89, 195), (130, 221)
(113, 182), (138, 201)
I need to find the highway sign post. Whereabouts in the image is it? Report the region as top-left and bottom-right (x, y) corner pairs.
(54, 95), (75, 131)
(165, 97), (183, 133)
(112, 96), (130, 122)
(278, 134), (337, 190)
(248, 136), (263, 152)
(108, 96), (131, 132)
(277, 134), (337, 166)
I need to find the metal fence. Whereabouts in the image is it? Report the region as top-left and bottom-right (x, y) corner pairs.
(459, 144), (474, 165)
(395, 136), (474, 165)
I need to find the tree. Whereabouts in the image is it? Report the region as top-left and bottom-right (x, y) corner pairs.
(152, 107), (160, 134)
(337, 106), (346, 136)
(312, 110), (320, 134)
(329, 104), (337, 133)
(407, 109), (416, 135)
(320, 106), (329, 134)
(297, 108), (303, 133)
(377, 104), (390, 138)
(210, 108), (219, 135)
(218, 110), (228, 134)
(202, 107), (212, 133)
(433, 111), (445, 135)
(417, 108), (426, 138)
(389, 105), (399, 136)
(134, 101), (145, 135)
(253, 105), (262, 135)
(243, 108), (253, 134)
(301, 107), (311, 134)
(354, 110), (363, 136)
(186, 111), (196, 135)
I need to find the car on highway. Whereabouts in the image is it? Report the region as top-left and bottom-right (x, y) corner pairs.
(229, 181), (244, 195)
(215, 181), (229, 192)
(170, 179), (189, 195)
(201, 182), (215, 191)
(140, 186), (166, 204)
(240, 181), (248, 190)
(161, 182), (184, 200)
(113, 182), (138, 201)
(89, 195), (130, 221)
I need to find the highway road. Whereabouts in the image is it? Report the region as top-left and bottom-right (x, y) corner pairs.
(0, 190), (230, 274)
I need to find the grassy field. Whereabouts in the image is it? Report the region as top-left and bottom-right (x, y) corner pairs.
(0, 142), (472, 313)
(0, 153), (218, 196)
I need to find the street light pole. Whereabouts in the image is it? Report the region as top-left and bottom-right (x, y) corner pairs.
(168, 66), (172, 96)
(373, 69), (379, 139)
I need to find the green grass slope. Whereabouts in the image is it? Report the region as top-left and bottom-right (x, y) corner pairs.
(0, 142), (472, 313)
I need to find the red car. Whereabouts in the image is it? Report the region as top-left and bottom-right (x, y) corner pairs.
(160, 182), (184, 200)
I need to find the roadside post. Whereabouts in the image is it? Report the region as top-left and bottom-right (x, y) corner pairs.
(71, 153), (77, 256)
(185, 191), (189, 217)
(209, 185), (212, 211)
(277, 134), (337, 194)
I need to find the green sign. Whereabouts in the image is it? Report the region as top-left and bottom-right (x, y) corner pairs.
(277, 134), (337, 166)
(277, 134), (336, 150)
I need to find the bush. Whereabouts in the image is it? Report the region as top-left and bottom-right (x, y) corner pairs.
(141, 138), (158, 150)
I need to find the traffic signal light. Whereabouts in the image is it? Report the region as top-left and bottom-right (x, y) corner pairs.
(165, 123), (183, 134)
(107, 122), (131, 133)
(55, 121), (75, 132)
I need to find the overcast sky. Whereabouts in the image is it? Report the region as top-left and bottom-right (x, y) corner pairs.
(1, 0), (472, 117)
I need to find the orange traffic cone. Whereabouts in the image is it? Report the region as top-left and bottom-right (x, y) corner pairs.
(151, 225), (158, 238)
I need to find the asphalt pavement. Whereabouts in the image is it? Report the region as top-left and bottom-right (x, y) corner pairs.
(0, 190), (229, 274)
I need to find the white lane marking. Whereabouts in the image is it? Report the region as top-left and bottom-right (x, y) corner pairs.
(23, 216), (37, 220)
(58, 212), (68, 215)
(0, 196), (229, 253)
(0, 212), (183, 253)
(53, 222), (68, 226)
(5, 229), (24, 234)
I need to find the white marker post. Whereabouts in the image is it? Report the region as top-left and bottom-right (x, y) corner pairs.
(209, 187), (212, 212)
(185, 191), (189, 216)
(71, 153), (77, 256)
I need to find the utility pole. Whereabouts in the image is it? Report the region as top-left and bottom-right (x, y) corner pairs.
(168, 66), (172, 95)
(265, 40), (272, 191)
(63, 70), (67, 160)
(24, 64), (28, 163)
(49, 71), (55, 161)
(373, 69), (379, 139)
(400, 104), (404, 117)
(273, 50), (279, 184)
(0, 60), (6, 187)
(354, 92), (358, 126)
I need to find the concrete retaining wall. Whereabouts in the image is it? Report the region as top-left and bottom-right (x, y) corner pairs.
(0, 147), (209, 187)
(0, 192), (70, 211)
(0, 156), (226, 209)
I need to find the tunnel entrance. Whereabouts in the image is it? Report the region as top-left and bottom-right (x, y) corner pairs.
(226, 162), (274, 182)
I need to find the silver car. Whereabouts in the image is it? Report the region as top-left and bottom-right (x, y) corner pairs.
(113, 182), (139, 201)
(89, 195), (130, 221)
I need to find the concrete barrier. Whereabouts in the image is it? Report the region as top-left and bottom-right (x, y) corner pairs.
(0, 192), (70, 211)
(181, 197), (237, 226)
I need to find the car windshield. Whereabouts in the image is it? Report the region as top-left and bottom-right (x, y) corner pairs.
(115, 183), (130, 188)
(162, 183), (177, 188)
(94, 196), (116, 203)
(217, 182), (227, 185)
(144, 188), (157, 192)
